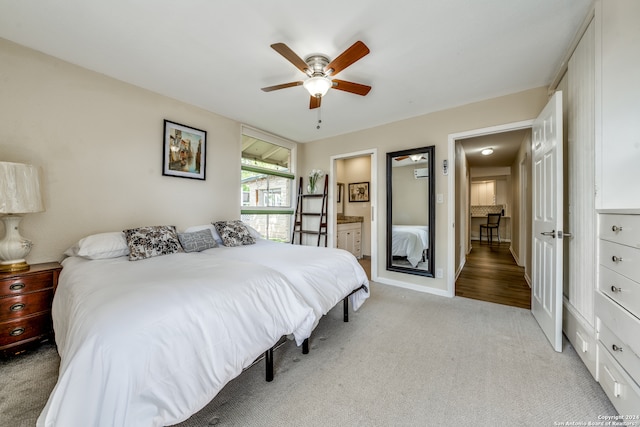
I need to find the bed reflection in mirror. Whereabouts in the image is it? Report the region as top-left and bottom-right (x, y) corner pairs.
(386, 146), (435, 277)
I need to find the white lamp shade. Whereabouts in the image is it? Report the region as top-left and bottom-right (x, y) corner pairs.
(0, 162), (44, 214)
(303, 76), (332, 97)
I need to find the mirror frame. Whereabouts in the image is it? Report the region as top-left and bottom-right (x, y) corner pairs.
(386, 145), (435, 277)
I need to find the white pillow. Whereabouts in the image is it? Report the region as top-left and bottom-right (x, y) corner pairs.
(244, 224), (263, 240)
(64, 231), (130, 259)
(184, 224), (224, 245)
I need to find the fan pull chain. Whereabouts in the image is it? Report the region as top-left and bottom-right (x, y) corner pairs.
(316, 105), (322, 130)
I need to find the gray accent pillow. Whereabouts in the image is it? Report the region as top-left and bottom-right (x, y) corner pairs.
(178, 229), (218, 252)
(123, 225), (183, 261)
(213, 220), (256, 247)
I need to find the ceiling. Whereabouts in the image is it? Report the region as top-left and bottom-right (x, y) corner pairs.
(0, 0), (591, 143)
(461, 129), (530, 168)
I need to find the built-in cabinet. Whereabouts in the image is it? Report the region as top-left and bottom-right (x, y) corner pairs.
(337, 222), (362, 259)
(595, 215), (640, 414)
(592, 0), (640, 417)
(595, 0), (640, 210)
(562, 0), (640, 417)
(470, 180), (495, 206)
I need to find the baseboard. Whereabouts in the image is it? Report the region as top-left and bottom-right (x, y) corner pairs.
(455, 257), (466, 281)
(509, 246), (520, 266)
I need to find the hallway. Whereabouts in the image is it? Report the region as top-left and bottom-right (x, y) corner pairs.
(455, 242), (531, 309)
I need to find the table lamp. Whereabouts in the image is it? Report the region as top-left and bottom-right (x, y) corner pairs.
(0, 162), (44, 272)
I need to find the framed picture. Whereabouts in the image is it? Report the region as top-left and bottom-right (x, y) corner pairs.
(163, 119), (206, 180)
(348, 181), (369, 202)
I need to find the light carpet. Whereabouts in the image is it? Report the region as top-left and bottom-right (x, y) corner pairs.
(0, 282), (617, 426)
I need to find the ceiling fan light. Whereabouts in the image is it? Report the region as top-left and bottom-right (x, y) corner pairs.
(409, 154), (423, 162)
(303, 76), (332, 97)
(481, 148), (494, 156)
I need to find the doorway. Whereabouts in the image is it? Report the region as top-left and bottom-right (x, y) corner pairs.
(447, 121), (534, 307)
(329, 149), (377, 281)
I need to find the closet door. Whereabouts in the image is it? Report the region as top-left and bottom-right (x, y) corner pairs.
(596, 0), (640, 209)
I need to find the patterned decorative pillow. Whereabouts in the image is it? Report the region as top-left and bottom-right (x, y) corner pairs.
(213, 220), (256, 247)
(123, 225), (183, 261)
(178, 229), (218, 252)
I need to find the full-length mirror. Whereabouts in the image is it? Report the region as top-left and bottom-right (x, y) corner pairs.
(386, 146), (435, 277)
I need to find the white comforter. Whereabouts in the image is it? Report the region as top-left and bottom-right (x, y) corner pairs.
(38, 253), (315, 427)
(206, 239), (370, 330)
(392, 225), (429, 267)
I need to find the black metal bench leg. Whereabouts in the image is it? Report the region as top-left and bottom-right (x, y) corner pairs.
(265, 348), (274, 382)
(302, 338), (309, 354)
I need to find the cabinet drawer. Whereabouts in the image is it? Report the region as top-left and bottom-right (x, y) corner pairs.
(600, 266), (640, 320)
(600, 214), (640, 248)
(0, 312), (52, 347)
(599, 321), (640, 385)
(0, 290), (53, 322)
(600, 240), (640, 283)
(0, 272), (54, 295)
(596, 291), (640, 359)
(598, 342), (640, 417)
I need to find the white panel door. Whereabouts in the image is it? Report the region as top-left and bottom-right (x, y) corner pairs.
(532, 91), (564, 352)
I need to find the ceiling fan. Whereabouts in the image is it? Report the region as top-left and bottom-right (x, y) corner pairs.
(261, 41), (372, 109)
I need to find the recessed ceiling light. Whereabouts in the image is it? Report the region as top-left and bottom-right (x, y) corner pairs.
(481, 148), (494, 156)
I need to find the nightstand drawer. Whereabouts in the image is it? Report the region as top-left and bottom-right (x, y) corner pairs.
(0, 290), (53, 322)
(0, 312), (52, 347)
(0, 272), (54, 295)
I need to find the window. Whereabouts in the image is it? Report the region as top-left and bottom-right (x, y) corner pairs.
(241, 126), (296, 242)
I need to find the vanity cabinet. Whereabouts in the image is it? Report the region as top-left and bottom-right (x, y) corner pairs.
(337, 222), (362, 259)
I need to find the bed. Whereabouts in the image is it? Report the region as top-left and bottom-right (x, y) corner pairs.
(37, 251), (315, 427)
(391, 225), (429, 267)
(203, 236), (370, 351)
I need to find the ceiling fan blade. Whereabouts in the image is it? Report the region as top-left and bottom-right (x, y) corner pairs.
(332, 79), (371, 96)
(395, 156), (409, 161)
(271, 43), (309, 73)
(309, 95), (321, 109)
(261, 81), (303, 92)
(325, 41), (370, 76)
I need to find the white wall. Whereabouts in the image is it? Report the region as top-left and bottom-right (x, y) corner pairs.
(1, 39), (242, 263)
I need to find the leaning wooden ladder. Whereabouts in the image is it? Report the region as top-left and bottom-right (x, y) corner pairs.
(291, 175), (328, 247)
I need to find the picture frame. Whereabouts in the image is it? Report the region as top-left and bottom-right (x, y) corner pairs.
(163, 119), (206, 180)
(348, 181), (369, 202)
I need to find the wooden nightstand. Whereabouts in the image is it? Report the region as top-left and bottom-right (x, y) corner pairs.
(0, 262), (62, 357)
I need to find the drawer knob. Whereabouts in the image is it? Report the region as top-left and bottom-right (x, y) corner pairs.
(612, 344), (623, 352)
(10, 303), (26, 312)
(610, 285), (622, 293)
(9, 282), (26, 291)
(9, 327), (25, 337)
(611, 255), (623, 263)
(611, 225), (623, 232)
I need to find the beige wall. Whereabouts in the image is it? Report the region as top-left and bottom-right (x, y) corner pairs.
(1, 39), (242, 263)
(2, 37), (550, 295)
(301, 87), (549, 293)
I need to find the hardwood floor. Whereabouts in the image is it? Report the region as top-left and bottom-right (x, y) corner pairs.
(455, 242), (531, 309)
